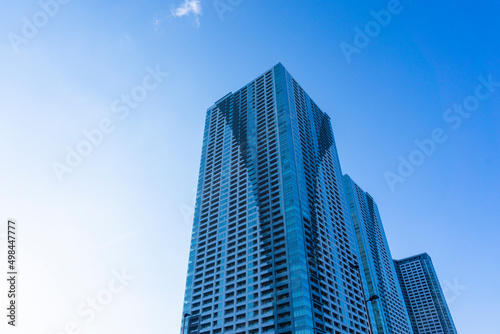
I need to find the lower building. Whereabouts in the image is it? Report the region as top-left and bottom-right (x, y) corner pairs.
(394, 254), (458, 334)
(343, 175), (413, 334)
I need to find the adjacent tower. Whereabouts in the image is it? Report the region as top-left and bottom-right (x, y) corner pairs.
(343, 175), (414, 334)
(181, 64), (370, 334)
(394, 254), (458, 334)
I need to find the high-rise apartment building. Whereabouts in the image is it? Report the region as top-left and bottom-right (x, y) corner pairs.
(394, 254), (458, 334)
(181, 64), (372, 334)
(343, 175), (413, 334)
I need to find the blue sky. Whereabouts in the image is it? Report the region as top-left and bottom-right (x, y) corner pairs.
(0, 0), (499, 333)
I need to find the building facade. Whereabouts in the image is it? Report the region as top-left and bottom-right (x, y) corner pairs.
(343, 175), (413, 334)
(394, 254), (458, 334)
(181, 64), (372, 334)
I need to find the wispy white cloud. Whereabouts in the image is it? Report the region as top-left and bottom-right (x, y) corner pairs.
(152, 1), (203, 32)
(171, 0), (202, 27)
(153, 11), (167, 32)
